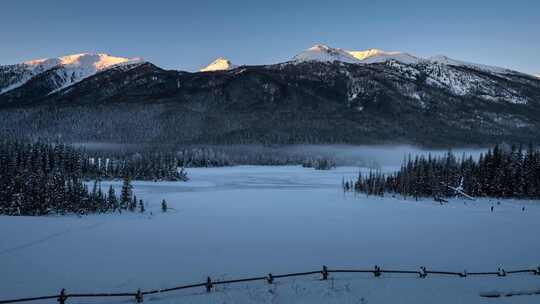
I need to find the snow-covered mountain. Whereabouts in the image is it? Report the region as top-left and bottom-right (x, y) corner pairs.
(3, 48), (530, 95)
(292, 44), (361, 64)
(289, 44), (528, 78)
(0, 53), (143, 94)
(292, 44), (420, 65)
(1, 51), (539, 146)
(200, 57), (237, 72)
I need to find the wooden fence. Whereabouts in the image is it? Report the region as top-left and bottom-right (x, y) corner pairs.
(1, 265), (539, 303)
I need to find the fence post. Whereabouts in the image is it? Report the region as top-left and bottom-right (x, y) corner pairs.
(57, 288), (67, 304)
(321, 265), (328, 280)
(206, 277), (213, 293)
(419, 266), (427, 278)
(135, 288), (143, 303)
(267, 273), (274, 284)
(374, 265), (381, 277)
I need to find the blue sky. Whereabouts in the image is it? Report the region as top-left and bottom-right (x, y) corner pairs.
(1, 0), (539, 74)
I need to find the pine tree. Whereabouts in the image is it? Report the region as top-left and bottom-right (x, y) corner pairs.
(130, 195), (137, 212)
(107, 185), (118, 210)
(120, 175), (132, 210)
(139, 199), (145, 213)
(161, 199), (167, 212)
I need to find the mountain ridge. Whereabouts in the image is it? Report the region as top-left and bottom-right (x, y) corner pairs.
(1, 45), (535, 88)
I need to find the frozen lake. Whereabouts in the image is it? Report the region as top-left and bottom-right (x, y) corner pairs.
(1, 166), (539, 303)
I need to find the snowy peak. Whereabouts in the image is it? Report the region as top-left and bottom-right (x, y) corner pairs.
(1, 53), (143, 94)
(62, 53), (142, 70)
(292, 44), (361, 64)
(46, 53), (144, 93)
(24, 53), (142, 72)
(347, 49), (388, 60)
(348, 49), (421, 64)
(292, 45), (420, 65)
(200, 57), (237, 72)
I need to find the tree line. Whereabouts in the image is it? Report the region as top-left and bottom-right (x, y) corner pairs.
(85, 146), (338, 169)
(83, 152), (187, 181)
(345, 144), (540, 199)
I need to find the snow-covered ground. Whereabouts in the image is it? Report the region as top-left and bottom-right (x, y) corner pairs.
(1, 166), (539, 303)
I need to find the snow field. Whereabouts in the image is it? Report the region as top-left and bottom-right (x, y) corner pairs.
(1, 166), (539, 303)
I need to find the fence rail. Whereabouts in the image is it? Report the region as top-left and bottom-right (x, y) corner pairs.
(1, 265), (539, 303)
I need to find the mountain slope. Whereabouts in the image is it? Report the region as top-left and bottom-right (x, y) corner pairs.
(0, 59), (58, 94)
(1, 57), (539, 146)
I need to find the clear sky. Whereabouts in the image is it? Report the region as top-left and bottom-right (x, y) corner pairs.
(1, 0), (539, 74)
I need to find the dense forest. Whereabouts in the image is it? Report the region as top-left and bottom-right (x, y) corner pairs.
(0, 140), (182, 215)
(345, 144), (540, 199)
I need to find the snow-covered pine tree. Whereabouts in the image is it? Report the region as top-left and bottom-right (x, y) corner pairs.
(120, 175), (132, 210)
